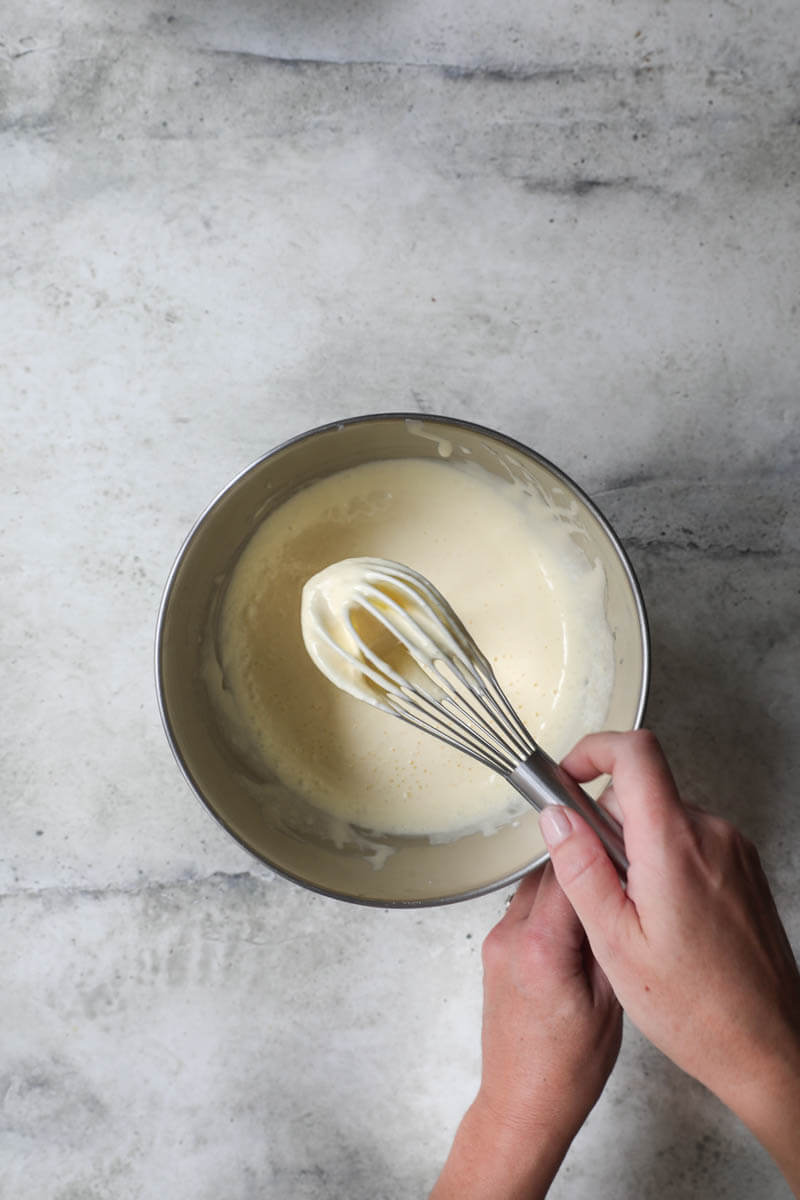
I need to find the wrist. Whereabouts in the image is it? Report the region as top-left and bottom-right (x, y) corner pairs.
(715, 1037), (800, 1192)
(428, 1092), (574, 1200)
(471, 1086), (580, 1161)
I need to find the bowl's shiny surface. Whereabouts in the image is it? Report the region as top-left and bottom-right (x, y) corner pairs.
(156, 414), (649, 906)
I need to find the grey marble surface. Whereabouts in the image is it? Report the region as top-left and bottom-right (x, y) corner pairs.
(2, 0), (799, 1195)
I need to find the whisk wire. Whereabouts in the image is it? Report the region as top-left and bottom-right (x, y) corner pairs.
(385, 578), (536, 763)
(345, 602), (515, 771)
(434, 655), (535, 764)
(427, 667), (529, 768)
(388, 694), (517, 773)
(357, 580), (480, 680)
(302, 557), (629, 877)
(345, 590), (534, 776)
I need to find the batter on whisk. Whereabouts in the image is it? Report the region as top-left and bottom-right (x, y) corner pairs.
(215, 456), (615, 839)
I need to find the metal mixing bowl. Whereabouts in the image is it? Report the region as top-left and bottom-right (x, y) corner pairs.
(155, 414), (649, 906)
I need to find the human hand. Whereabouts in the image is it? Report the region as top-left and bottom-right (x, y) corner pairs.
(477, 863), (622, 1144)
(430, 863), (621, 1200)
(539, 730), (800, 1191)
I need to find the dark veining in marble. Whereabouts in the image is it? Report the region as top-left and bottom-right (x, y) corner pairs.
(203, 49), (621, 86)
(623, 536), (781, 560)
(441, 63), (619, 85)
(518, 175), (664, 197)
(0, 869), (266, 903)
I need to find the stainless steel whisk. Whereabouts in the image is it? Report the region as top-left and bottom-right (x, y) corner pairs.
(302, 557), (628, 876)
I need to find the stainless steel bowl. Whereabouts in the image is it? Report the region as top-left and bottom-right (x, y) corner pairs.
(156, 414), (649, 906)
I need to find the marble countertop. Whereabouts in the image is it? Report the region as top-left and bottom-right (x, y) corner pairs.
(3, 0), (799, 1195)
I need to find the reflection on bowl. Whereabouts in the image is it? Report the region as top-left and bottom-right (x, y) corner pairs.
(156, 414), (649, 906)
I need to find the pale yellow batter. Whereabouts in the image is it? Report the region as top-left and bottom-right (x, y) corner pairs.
(213, 457), (614, 838)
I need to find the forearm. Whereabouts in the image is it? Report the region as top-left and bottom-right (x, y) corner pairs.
(429, 1097), (572, 1200)
(719, 1043), (800, 1196)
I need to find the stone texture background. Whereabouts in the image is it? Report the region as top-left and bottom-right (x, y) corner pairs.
(2, 0), (798, 1195)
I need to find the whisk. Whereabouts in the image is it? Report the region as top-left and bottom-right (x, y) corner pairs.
(301, 557), (628, 876)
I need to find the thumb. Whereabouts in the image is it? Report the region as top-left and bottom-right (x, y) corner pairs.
(539, 805), (631, 953)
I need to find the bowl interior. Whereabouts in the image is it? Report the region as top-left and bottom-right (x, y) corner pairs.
(157, 415), (648, 905)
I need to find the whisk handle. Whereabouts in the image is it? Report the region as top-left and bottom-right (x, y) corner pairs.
(510, 752), (629, 879)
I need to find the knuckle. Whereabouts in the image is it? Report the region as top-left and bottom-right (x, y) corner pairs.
(481, 926), (505, 970)
(631, 728), (661, 753)
(699, 812), (733, 843)
(521, 923), (558, 963)
(710, 816), (753, 860)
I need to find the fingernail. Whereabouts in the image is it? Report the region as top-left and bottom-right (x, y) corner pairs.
(539, 806), (572, 847)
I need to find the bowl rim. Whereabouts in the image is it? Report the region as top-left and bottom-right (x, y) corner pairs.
(154, 411), (651, 907)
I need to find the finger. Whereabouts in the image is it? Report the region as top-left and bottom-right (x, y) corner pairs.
(501, 866), (545, 924)
(526, 861), (586, 961)
(597, 781), (623, 823)
(561, 730), (679, 803)
(539, 804), (635, 964)
(561, 730), (687, 843)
